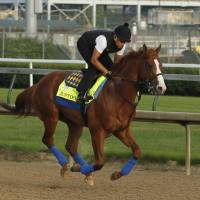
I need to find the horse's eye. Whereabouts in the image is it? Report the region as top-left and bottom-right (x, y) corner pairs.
(145, 62), (152, 68)
(149, 64), (153, 68)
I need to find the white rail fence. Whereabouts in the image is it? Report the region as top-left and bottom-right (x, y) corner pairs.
(0, 58), (86, 86)
(0, 58), (200, 87)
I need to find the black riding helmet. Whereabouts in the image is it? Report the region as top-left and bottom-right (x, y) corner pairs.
(114, 22), (131, 42)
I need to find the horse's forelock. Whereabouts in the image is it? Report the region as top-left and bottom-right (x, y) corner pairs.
(146, 47), (161, 59)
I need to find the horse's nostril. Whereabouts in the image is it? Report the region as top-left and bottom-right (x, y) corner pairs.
(156, 86), (163, 93)
(158, 86), (162, 90)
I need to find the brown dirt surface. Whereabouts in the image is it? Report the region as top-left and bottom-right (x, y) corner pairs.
(0, 158), (200, 200)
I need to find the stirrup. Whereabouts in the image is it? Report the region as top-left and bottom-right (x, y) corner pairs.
(76, 92), (93, 104)
(76, 93), (85, 103)
(84, 95), (93, 102)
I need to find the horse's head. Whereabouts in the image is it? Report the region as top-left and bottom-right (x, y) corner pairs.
(111, 44), (166, 95)
(138, 44), (167, 95)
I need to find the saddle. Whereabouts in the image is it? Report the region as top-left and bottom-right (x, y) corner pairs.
(56, 71), (107, 108)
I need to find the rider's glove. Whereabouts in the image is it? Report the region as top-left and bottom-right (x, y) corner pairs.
(105, 71), (112, 79)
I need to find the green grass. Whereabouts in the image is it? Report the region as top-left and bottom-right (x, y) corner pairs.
(1, 88), (200, 112)
(0, 88), (200, 165)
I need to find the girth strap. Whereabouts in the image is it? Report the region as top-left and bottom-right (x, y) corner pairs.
(80, 101), (88, 127)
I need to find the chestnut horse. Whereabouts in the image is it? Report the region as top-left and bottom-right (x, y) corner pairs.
(1, 44), (166, 184)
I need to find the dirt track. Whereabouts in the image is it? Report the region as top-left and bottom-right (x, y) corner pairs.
(0, 160), (200, 200)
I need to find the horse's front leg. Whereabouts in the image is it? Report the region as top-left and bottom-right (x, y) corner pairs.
(72, 128), (105, 176)
(65, 122), (94, 185)
(111, 127), (141, 181)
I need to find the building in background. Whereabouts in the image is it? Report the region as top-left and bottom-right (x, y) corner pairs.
(0, 0), (200, 62)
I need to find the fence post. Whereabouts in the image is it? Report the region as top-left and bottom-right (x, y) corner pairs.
(29, 62), (33, 86)
(185, 124), (191, 175)
(2, 28), (5, 58)
(7, 74), (16, 105)
(152, 95), (159, 111)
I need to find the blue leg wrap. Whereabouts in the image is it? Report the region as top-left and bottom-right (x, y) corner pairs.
(73, 153), (88, 166)
(50, 146), (68, 166)
(80, 164), (94, 175)
(120, 158), (137, 176)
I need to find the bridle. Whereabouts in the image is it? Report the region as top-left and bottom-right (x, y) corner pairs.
(138, 61), (163, 94)
(110, 60), (163, 108)
(111, 61), (162, 94)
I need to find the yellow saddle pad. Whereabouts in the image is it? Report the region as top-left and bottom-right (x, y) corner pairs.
(56, 74), (107, 104)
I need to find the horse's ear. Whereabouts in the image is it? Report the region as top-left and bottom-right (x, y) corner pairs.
(142, 44), (147, 57)
(156, 44), (161, 54)
(143, 44), (147, 53)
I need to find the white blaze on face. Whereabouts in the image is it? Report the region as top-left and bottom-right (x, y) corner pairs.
(154, 59), (167, 94)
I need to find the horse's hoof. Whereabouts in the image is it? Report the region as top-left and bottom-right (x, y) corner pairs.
(70, 163), (81, 172)
(110, 171), (122, 181)
(84, 174), (94, 186)
(60, 164), (69, 178)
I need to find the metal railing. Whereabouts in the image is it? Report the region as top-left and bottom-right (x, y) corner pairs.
(0, 58), (199, 86)
(0, 58), (86, 86)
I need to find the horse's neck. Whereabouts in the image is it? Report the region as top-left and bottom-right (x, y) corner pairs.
(104, 77), (138, 106)
(115, 80), (137, 100)
(108, 53), (143, 103)
(112, 55), (140, 81)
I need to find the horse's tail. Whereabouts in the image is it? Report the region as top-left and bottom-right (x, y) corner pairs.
(0, 86), (34, 116)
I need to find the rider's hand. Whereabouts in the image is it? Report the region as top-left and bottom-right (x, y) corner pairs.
(104, 71), (112, 79)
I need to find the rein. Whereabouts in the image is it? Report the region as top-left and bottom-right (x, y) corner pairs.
(111, 75), (138, 85)
(110, 75), (139, 130)
(111, 75), (141, 108)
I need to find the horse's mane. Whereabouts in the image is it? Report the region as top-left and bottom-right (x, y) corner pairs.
(111, 46), (159, 76)
(111, 48), (143, 74)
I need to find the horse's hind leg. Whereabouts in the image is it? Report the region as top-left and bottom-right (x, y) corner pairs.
(42, 116), (68, 177)
(111, 127), (141, 181)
